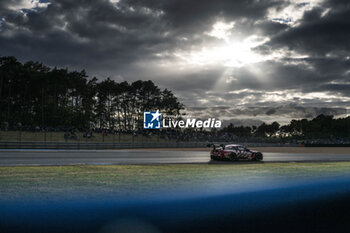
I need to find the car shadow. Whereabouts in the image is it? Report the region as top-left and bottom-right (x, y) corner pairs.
(207, 160), (265, 165)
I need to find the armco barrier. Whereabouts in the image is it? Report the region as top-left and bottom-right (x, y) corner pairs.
(0, 141), (298, 149)
(305, 144), (350, 147)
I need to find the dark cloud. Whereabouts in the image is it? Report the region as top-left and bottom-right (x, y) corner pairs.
(186, 104), (347, 125)
(0, 0), (349, 123)
(257, 0), (350, 56)
(226, 57), (350, 95)
(0, 0), (282, 69)
(0, 0), (173, 70)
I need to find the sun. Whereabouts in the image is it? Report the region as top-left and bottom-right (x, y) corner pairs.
(189, 41), (263, 67)
(174, 21), (267, 68)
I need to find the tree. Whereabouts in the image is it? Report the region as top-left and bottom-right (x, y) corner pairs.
(0, 56), (184, 131)
(255, 122), (280, 137)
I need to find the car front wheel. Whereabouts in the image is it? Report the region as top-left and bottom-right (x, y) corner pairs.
(255, 153), (263, 161)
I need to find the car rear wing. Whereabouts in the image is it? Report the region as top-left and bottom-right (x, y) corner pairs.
(206, 143), (226, 150)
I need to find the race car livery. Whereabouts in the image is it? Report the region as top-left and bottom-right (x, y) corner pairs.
(209, 144), (263, 161)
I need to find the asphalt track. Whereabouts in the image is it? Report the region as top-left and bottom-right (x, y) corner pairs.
(1, 149), (350, 166)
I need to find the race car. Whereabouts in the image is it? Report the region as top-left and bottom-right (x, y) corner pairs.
(209, 144), (263, 161)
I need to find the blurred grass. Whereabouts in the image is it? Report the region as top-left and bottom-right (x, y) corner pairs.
(0, 131), (165, 143)
(1, 162), (350, 200)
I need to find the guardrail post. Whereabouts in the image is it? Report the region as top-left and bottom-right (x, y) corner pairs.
(18, 129), (22, 143)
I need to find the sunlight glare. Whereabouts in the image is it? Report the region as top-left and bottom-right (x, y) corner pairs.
(176, 37), (267, 67)
(174, 21), (268, 68)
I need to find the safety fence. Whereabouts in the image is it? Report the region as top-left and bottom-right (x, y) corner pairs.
(0, 141), (297, 150)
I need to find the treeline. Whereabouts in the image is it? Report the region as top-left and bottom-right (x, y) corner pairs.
(280, 114), (350, 139)
(222, 114), (350, 139)
(0, 56), (183, 130)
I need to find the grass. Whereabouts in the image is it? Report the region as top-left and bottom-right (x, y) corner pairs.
(1, 162), (350, 200)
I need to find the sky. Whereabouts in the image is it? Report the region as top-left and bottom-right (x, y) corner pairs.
(0, 0), (349, 125)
